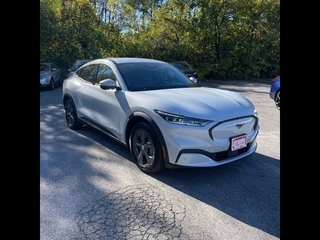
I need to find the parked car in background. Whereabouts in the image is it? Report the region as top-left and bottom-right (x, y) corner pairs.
(63, 58), (259, 173)
(269, 75), (280, 110)
(170, 61), (198, 81)
(67, 59), (93, 78)
(40, 63), (62, 90)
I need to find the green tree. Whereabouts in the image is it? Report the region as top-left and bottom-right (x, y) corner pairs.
(40, 0), (280, 80)
(40, 0), (62, 63)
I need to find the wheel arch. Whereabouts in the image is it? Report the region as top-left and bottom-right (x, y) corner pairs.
(274, 88), (280, 101)
(125, 112), (169, 165)
(63, 93), (74, 109)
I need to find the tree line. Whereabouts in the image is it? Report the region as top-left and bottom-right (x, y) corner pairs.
(40, 0), (280, 80)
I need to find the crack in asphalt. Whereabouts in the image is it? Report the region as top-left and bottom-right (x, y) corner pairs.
(75, 185), (189, 239)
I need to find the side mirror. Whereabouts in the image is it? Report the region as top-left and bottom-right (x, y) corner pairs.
(189, 76), (197, 83)
(99, 79), (118, 90)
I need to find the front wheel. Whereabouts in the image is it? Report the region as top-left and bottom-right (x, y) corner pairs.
(48, 78), (55, 90)
(129, 122), (165, 173)
(64, 99), (82, 130)
(274, 90), (280, 110)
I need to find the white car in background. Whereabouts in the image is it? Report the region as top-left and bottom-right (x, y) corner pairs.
(40, 62), (61, 90)
(62, 57), (259, 173)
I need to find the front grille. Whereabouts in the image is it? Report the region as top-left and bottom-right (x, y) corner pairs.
(210, 116), (257, 140)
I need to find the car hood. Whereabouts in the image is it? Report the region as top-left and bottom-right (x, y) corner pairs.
(128, 87), (255, 121)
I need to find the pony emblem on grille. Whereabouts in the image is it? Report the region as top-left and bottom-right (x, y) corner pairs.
(235, 124), (244, 129)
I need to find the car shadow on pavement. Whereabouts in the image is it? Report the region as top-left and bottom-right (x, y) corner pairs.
(151, 155), (280, 238)
(71, 126), (280, 238)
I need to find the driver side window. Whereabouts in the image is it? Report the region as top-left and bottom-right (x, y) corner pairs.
(96, 64), (117, 83)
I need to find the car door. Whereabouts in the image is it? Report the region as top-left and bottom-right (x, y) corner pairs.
(75, 64), (98, 119)
(88, 63), (125, 140)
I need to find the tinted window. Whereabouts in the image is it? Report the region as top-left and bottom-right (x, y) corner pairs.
(77, 64), (97, 83)
(40, 63), (49, 71)
(73, 60), (91, 70)
(118, 62), (198, 91)
(96, 64), (117, 83)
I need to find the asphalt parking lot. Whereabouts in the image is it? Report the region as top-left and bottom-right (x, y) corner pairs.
(40, 80), (279, 240)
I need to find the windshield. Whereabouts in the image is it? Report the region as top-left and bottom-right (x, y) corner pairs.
(118, 62), (198, 91)
(40, 63), (49, 72)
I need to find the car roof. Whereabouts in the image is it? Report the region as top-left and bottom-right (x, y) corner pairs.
(93, 57), (166, 65)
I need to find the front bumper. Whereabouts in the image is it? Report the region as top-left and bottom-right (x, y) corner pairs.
(40, 75), (50, 88)
(160, 115), (259, 168)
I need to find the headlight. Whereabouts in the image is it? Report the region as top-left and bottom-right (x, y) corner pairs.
(40, 74), (50, 83)
(155, 110), (212, 127)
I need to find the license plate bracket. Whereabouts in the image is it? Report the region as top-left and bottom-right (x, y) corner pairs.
(231, 135), (247, 151)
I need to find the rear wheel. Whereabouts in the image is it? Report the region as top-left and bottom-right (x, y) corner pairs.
(274, 90), (280, 110)
(64, 99), (82, 130)
(129, 122), (165, 173)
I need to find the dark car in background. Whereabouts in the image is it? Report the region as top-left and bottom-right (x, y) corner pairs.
(170, 61), (198, 81)
(67, 59), (93, 78)
(40, 63), (62, 90)
(269, 76), (280, 110)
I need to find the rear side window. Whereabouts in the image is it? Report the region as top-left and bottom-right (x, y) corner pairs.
(77, 64), (98, 84)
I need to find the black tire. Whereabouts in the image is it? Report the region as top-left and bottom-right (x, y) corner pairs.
(129, 122), (165, 173)
(48, 78), (55, 90)
(274, 90), (280, 110)
(64, 98), (82, 130)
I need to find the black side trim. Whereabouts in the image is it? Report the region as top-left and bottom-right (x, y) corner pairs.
(79, 117), (127, 147)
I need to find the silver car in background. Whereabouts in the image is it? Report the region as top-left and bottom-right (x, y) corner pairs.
(63, 58), (259, 173)
(40, 63), (62, 90)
